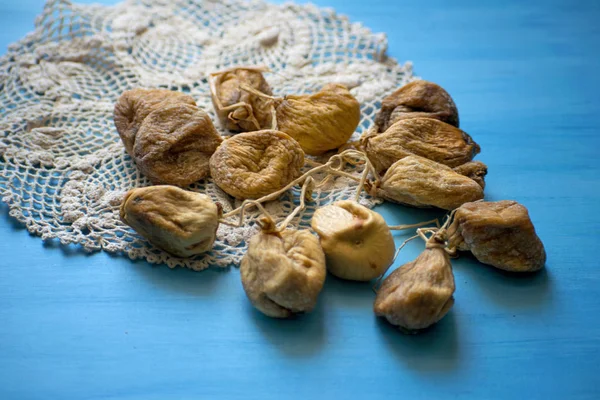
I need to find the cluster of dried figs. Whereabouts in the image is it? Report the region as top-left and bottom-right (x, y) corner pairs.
(115, 70), (546, 334)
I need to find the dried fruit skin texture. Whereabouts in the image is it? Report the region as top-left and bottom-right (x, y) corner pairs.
(209, 130), (304, 199)
(453, 160), (488, 189)
(374, 237), (455, 332)
(364, 118), (480, 173)
(275, 83), (360, 155)
(134, 103), (223, 186)
(374, 80), (459, 133)
(372, 155), (483, 210)
(240, 229), (326, 318)
(114, 89), (196, 156)
(120, 185), (221, 258)
(210, 68), (273, 132)
(311, 200), (395, 281)
(447, 200), (546, 272)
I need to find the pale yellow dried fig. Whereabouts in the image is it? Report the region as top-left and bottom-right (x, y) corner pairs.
(134, 103), (223, 186)
(114, 88), (196, 155)
(240, 222), (326, 318)
(369, 155), (483, 210)
(374, 233), (455, 333)
(363, 118), (480, 173)
(447, 200), (546, 272)
(453, 161), (488, 189)
(120, 185), (221, 258)
(209, 130), (304, 199)
(209, 67), (273, 132)
(311, 200), (395, 281)
(374, 80), (459, 133)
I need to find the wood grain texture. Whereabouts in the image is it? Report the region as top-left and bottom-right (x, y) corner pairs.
(1, 0), (599, 399)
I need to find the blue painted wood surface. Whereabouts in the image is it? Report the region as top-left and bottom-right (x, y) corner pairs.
(1, 0), (599, 398)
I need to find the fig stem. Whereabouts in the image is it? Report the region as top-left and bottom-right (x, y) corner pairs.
(239, 83), (280, 101)
(388, 218), (439, 231)
(372, 233), (420, 293)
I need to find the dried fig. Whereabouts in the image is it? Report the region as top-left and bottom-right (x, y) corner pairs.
(374, 80), (459, 133)
(114, 88), (196, 155)
(273, 83), (361, 155)
(209, 130), (304, 199)
(120, 185), (221, 258)
(374, 233), (455, 333)
(134, 103), (223, 186)
(209, 67), (274, 132)
(363, 118), (480, 173)
(447, 200), (546, 272)
(453, 161), (488, 189)
(311, 200), (395, 281)
(369, 155), (484, 210)
(240, 223), (326, 318)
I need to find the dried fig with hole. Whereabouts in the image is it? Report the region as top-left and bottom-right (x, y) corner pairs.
(447, 200), (546, 272)
(120, 185), (221, 258)
(274, 83), (360, 155)
(374, 80), (459, 133)
(311, 200), (395, 281)
(453, 161), (488, 189)
(134, 103), (223, 186)
(363, 118), (480, 173)
(374, 233), (455, 333)
(240, 222), (326, 318)
(369, 155), (483, 210)
(209, 130), (304, 199)
(114, 88), (196, 155)
(210, 67), (273, 132)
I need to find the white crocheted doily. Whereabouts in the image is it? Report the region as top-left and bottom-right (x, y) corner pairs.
(0, 0), (414, 270)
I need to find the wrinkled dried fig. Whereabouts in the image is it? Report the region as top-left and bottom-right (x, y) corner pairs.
(369, 155), (483, 210)
(114, 88), (196, 155)
(311, 200), (395, 281)
(453, 161), (488, 189)
(240, 223), (326, 318)
(209, 130), (304, 199)
(273, 83), (361, 155)
(363, 118), (480, 173)
(120, 185), (221, 257)
(209, 67), (274, 132)
(134, 103), (223, 186)
(374, 233), (455, 333)
(374, 80), (459, 133)
(447, 200), (546, 272)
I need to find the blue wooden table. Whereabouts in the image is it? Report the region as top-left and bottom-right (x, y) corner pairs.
(1, 0), (599, 398)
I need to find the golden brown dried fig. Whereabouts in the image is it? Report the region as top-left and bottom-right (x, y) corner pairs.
(374, 233), (455, 333)
(114, 88), (196, 155)
(363, 118), (480, 173)
(209, 130), (304, 199)
(311, 200), (395, 281)
(447, 200), (546, 272)
(133, 103), (223, 186)
(453, 161), (488, 189)
(374, 80), (459, 133)
(240, 224), (326, 318)
(273, 83), (360, 155)
(210, 67), (274, 132)
(369, 155), (483, 210)
(120, 185), (221, 258)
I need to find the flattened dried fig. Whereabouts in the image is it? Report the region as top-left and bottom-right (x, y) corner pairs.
(120, 185), (221, 257)
(114, 89), (196, 155)
(210, 67), (273, 132)
(311, 200), (395, 281)
(374, 80), (459, 133)
(209, 130), (304, 199)
(363, 118), (480, 173)
(374, 233), (455, 332)
(274, 83), (360, 155)
(447, 200), (546, 272)
(134, 103), (223, 186)
(453, 161), (488, 189)
(369, 155), (483, 210)
(240, 225), (326, 318)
